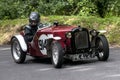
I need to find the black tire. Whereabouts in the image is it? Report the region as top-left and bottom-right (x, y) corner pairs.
(11, 37), (26, 63)
(51, 41), (64, 68)
(96, 35), (109, 61)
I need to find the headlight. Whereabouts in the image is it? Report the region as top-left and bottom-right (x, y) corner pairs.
(66, 32), (72, 38)
(90, 29), (98, 36)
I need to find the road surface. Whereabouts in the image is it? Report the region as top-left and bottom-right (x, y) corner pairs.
(0, 45), (120, 80)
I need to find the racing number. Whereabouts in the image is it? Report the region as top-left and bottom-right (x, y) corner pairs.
(38, 34), (53, 55)
(39, 39), (47, 50)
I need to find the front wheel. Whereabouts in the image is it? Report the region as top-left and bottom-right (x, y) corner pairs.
(51, 41), (64, 68)
(96, 35), (109, 61)
(11, 38), (26, 63)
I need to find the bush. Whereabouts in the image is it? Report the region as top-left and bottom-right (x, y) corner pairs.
(0, 0), (120, 19)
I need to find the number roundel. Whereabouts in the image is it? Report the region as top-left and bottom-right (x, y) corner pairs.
(38, 34), (53, 55)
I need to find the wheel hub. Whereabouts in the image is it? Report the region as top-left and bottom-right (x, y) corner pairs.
(53, 47), (58, 65)
(12, 41), (21, 60)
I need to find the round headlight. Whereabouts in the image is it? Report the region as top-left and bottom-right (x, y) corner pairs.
(66, 32), (72, 38)
(90, 29), (98, 36)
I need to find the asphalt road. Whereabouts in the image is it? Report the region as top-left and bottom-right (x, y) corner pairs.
(0, 46), (120, 80)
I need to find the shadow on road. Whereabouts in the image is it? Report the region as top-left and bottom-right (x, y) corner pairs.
(24, 57), (52, 65)
(23, 57), (110, 68)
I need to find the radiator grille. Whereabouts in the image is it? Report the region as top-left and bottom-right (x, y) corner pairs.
(74, 31), (89, 49)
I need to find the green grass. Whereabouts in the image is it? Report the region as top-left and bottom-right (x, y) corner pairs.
(0, 16), (120, 46)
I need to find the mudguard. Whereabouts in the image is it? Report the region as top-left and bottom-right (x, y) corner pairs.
(98, 30), (106, 33)
(11, 35), (27, 52)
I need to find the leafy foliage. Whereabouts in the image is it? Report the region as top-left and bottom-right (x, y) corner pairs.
(0, 0), (120, 19)
(1, 16), (120, 45)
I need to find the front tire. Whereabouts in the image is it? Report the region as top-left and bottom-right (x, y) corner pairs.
(51, 41), (64, 68)
(11, 38), (26, 63)
(96, 35), (109, 61)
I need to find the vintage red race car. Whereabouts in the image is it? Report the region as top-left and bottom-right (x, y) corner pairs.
(11, 22), (109, 68)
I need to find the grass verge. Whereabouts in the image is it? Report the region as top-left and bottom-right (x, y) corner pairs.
(0, 16), (120, 46)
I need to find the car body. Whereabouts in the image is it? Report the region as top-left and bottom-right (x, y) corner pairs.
(11, 22), (109, 68)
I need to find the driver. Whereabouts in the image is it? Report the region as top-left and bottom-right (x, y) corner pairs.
(24, 12), (43, 42)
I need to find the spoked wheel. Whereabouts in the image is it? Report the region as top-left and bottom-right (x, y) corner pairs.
(96, 35), (109, 61)
(51, 41), (64, 68)
(11, 38), (26, 63)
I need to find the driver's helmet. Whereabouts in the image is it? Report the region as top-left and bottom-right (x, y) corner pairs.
(29, 12), (40, 27)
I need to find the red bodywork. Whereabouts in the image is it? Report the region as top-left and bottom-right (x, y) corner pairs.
(22, 25), (76, 57)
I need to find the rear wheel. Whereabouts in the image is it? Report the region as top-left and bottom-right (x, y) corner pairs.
(51, 41), (64, 68)
(11, 38), (26, 63)
(96, 35), (109, 61)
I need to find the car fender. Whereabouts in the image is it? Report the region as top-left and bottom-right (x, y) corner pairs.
(52, 36), (66, 48)
(98, 30), (106, 33)
(53, 36), (61, 40)
(11, 35), (27, 52)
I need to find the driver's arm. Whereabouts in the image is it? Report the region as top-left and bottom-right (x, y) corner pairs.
(24, 26), (33, 42)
